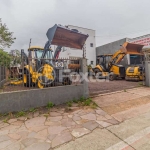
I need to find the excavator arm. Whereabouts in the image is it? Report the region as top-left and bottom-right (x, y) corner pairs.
(108, 42), (144, 70)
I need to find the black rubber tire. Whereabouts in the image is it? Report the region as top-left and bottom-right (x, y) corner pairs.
(62, 77), (72, 85)
(109, 74), (115, 81)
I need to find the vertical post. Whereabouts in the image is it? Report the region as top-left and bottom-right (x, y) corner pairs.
(80, 58), (89, 98)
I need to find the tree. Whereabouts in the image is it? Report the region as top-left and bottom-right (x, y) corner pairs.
(0, 49), (11, 67)
(0, 18), (16, 48)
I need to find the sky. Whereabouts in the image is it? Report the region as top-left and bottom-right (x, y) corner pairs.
(1, 0), (150, 51)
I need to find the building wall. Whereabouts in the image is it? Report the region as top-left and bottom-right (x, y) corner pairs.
(58, 25), (96, 67)
(96, 38), (129, 66)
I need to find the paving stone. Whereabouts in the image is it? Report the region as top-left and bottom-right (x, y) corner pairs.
(33, 112), (39, 117)
(0, 135), (10, 142)
(48, 134), (57, 141)
(17, 124), (28, 132)
(71, 109), (81, 115)
(50, 112), (61, 117)
(52, 132), (72, 148)
(28, 125), (47, 132)
(0, 130), (9, 136)
(82, 121), (99, 131)
(35, 129), (48, 140)
(24, 142), (50, 150)
(0, 140), (13, 149)
(0, 123), (9, 129)
(72, 115), (81, 121)
(81, 113), (96, 121)
(75, 119), (89, 125)
(21, 138), (38, 147)
(25, 117), (46, 128)
(96, 109), (107, 116)
(11, 121), (23, 126)
(96, 121), (112, 127)
(45, 121), (61, 126)
(96, 115), (107, 121)
(68, 115), (73, 118)
(8, 133), (21, 140)
(47, 116), (62, 122)
(17, 116), (27, 121)
(27, 132), (36, 138)
(26, 113), (33, 119)
(17, 131), (28, 139)
(1, 125), (20, 131)
(48, 126), (66, 135)
(71, 128), (90, 138)
(8, 119), (17, 124)
(6, 142), (21, 150)
(105, 115), (113, 120)
(105, 119), (120, 125)
(61, 118), (75, 127)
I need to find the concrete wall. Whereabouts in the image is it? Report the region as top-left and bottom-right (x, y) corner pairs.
(0, 84), (85, 113)
(96, 38), (129, 66)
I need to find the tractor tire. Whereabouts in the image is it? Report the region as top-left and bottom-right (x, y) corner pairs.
(94, 68), (102, 79)
(62, 77), (72, 85)
(109, 74), (115, 81)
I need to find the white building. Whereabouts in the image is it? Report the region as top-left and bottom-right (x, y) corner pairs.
(58, 25), (96, 67)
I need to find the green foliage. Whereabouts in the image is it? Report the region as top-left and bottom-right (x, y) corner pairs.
(16, 111), (26, 117)
(67, 101), (72, 107)
(79, 96), (86, 102)
(0, 49), (11, 67)
(3, 118), (8, 123)
(0, 18), (16, 48)
(124, 89), (127, 92)
(73, 98), (78, 103)
(29, 108), (37, 113)
(83, 98), (92, 106)
(47, 102), (54, 109)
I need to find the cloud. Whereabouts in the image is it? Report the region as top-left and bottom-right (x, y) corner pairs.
(0, 0), (150, 51)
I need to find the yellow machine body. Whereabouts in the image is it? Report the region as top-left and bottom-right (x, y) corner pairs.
(126, 66), (143, 81)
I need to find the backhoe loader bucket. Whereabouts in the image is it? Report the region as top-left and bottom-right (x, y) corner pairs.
(121, 42), (144, 55)
(46, 24), (89, 49)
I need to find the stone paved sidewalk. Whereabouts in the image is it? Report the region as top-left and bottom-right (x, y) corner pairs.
(0, 106), (119, 150)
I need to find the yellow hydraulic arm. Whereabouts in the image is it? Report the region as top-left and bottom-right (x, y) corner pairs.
(108, 42), (144, 70)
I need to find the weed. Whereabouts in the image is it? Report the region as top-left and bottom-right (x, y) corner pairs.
(124, 89), (127, 92)
(3, 118), (8, 123)
(79, 96), (86, 102)
(83, 98), (92, 106)
(16, 111), (26, 118)
(47, 102), (54, 109)
(73, 98), (78, 103)
(29, 108), (37, 113)
(67, 101), (72, 107)
(43, 114), (49, 118)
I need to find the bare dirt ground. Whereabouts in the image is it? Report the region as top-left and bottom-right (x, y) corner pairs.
(89, 79), (143, 95)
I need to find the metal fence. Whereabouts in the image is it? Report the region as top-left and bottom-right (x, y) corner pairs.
(0, 57), (82, 93)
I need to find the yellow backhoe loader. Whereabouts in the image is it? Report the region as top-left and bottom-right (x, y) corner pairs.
(11, 24), (88, 88)
(94, 42), (143, 81)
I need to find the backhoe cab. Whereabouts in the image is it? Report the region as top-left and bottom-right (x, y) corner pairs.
(94, 42), (144, 81)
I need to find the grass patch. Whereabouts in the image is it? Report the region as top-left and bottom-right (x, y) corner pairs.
(67, 101), (73, 107)
(29, 108), (37, 113)
(47, 102), (54, 109)
(15, 111), (26, 118)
